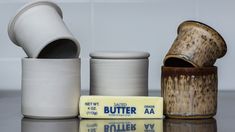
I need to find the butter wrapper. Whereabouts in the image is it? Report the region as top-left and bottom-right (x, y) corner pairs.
(79, 96), (163, 119)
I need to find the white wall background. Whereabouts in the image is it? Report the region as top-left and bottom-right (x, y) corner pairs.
(0, 0), (233, 91)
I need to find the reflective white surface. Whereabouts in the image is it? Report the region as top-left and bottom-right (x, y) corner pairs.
(0, 90), (234, 131)
(22, 118), (79, 132)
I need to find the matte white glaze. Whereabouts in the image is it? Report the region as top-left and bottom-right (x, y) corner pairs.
(21, 58), (80, 119)
(8, 0), (80, 58)
(90, 51), (149, 96)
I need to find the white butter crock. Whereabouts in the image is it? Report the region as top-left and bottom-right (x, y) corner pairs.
(22, 58), (80, 119)
(90, 51), (150, 96)
(8, 0), (80, 58)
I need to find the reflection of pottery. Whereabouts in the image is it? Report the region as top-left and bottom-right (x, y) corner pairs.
(22, 58), (81, 119)
(161, 66), (217, 119)
(164, 21), (226, 67)
(80, 119), (163, 132)
(22, 118), (79, 132)
(164, 118), (217, 132)
(90, 51), (149, 96)
(8, 1), (80, 58)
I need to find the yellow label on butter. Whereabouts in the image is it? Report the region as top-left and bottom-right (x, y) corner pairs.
(80, 119), (163, 132)
(79, 96), (163, 119)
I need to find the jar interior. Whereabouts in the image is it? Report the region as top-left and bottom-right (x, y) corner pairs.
(164, 57), (194, 67)
(38, 39), (78, 58)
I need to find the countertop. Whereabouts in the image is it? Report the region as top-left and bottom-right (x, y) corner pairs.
(0, 90), (234, 132)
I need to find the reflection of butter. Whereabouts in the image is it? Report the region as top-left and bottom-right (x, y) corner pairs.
(79, 96), (163, 118)
(80, 119), (163, 132)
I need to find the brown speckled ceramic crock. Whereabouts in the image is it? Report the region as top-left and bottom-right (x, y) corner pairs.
(164, 21), (227, 67)
(164, 118), (217, 132)
(161, 66), (217, 119)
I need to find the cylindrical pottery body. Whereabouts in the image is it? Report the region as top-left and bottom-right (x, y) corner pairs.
(161, 66), (217, 119)
(8, 1), (80, 58)
(22, 118), (79, 132)
(22, 58), (81, 119)
(164, 21), (226, 67)
(164, 118), (217, 132)
(90, 51), (149, 96)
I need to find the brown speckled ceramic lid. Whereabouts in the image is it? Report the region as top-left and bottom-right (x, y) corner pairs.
(177, 20), (227, 58)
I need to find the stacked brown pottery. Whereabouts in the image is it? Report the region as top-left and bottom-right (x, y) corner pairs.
(161, 20), (227, 119)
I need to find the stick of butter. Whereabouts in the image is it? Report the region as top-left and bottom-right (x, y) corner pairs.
(79, 96), (163, 119)
(80, 119), (163, 132)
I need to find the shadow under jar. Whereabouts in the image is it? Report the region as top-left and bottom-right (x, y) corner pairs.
(161, 66), (217, 119)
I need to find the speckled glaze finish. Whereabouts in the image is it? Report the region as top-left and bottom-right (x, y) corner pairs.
(164, 118), (217, 132)
(164, 21), (227, 67)
(161, 66), (218, 119)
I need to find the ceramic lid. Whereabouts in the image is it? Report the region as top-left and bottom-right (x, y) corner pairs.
(177, 20), (227, 58)
(90, 51), (150, 59)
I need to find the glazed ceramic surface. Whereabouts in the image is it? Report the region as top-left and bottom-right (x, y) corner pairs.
(90, 51), (149, 96)
(22, 118), (79, 132)
(8, 0), (80, 58)
(22, 58), (80, 119)
(164, 21), (227, 67)
(161, 66), (217, 119)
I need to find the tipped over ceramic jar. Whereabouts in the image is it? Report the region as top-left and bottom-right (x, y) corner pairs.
(164, 21), (227, 67)
(8, 0), (80, 58)
(90, 51), (150, 96)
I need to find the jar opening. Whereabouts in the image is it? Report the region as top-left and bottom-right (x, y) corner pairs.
(164, 57), (194, 67)
(38, 39), (78, 58)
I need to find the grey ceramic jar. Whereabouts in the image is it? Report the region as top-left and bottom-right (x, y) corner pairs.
(90, 51), (150, 96)
(164, 21), (227, 67)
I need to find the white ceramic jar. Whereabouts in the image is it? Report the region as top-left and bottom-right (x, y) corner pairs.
(22, 58), (80, 119)
(90, 51), (150, 96)
(8, 0), (80, 58)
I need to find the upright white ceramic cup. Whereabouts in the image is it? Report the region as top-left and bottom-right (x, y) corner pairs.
(22, 58), (80, 119)
(22, 118), (79, 132)
(90, 51), (150, 96)
(8, 1), (80, 58)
